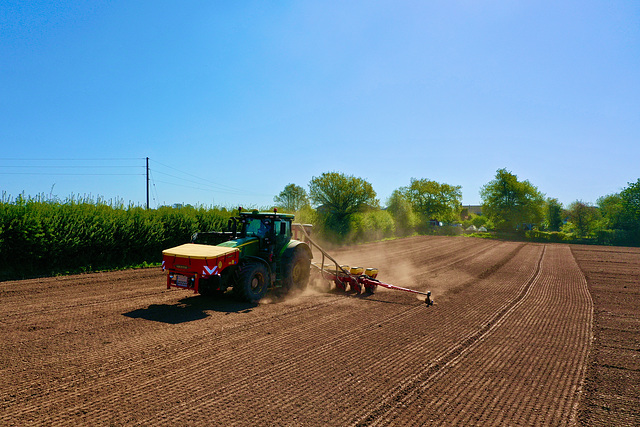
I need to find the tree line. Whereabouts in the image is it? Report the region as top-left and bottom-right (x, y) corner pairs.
(274, 169), (640, 246)
(1, 169), (638, 279)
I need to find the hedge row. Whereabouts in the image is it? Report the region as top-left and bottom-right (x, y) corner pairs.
(524, 229), (637, 246)
(0, 195), (233, 280)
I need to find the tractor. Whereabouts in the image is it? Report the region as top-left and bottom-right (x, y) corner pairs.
(162, 208), (312, 303)
(163, 208), (433, 305)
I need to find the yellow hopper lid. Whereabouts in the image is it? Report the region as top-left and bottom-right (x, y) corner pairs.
(162, 243), (238, 259)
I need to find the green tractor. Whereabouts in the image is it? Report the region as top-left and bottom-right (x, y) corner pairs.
(162, 208), (312, 303)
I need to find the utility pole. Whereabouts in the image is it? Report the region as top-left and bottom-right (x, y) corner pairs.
(146, 157), (150, 209)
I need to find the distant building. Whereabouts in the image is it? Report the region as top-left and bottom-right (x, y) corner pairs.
(464, 205), (483, 216)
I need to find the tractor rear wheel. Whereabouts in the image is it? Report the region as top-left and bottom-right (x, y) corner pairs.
(234, 262), (269, 303)
(283, 248), (311, 292)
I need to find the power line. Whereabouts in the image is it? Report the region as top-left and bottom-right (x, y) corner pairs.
(148, 168), (161, 209)
(1, 156), (276, 204)
(0, 157), (145, 176)
(0, 172), (144, 176)
(149, 170), (244, 193)
(0, 165), (143, 168)
(148, 160), (270, 197)
(0, 157), (144, 161)
(152, 179), (247, 194)
(149, 159), (251, 193)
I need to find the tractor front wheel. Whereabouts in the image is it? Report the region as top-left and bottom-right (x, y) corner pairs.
(234, 262), (269, 303)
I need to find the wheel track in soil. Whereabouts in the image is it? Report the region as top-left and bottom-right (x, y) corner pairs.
(358, 244), (593, 426)
(352, 244), (546, 426)
(447, 244), (592, 427)
(0, 268), (163, 297)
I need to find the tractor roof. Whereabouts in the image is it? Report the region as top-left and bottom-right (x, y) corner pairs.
(239, 210), (295, 220)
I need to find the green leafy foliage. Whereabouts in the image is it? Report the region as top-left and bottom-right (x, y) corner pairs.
(525, 230), (572, 243)
(291, 204), (317, 225)
(468, 214), (490, 229)
(274, 183), (309, 213)
(620, 179), (640, 238)
(595, 229), (634, 246)
(4, 172), (640, 281)
(309, 172), (378, 237)
(480, 168), (545, 231)
(575, 180), (640, 245)
(0, 194), (233, 280)
(401, 178), (462, 225)
(346, 209), (395, 244)
(597, 193), (624, 229)
(544, 198), (564, 231)
(386, 189), (418, 236)
(566, 200), (602, 238)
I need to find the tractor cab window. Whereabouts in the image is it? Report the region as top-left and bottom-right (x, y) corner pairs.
(246, 218), (270, 238)
(276, 220), (290, 236)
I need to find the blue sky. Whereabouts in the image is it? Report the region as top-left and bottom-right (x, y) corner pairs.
(1, 1), (638, 209)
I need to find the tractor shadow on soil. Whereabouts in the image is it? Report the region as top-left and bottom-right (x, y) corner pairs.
(123, 294), (258, 324)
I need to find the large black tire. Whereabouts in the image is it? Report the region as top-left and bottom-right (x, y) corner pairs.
(282, 247), (311, 292)
(234, 262), (269, 303)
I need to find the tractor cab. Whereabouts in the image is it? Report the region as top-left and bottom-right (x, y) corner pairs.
(231, 209), (294, 259)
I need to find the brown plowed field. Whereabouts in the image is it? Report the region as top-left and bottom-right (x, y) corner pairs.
(1, 236), (637, 426)
(571, 245), (640, 426)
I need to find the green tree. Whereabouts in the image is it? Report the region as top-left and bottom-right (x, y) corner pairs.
(480, 168), (545, 231)
(597, 193), (624, 229)
(545, 198), (564, 231)
(620, 179), (640, 240)
(386, 189), (417, 236)
(274, 183), (309, 212)
(401, 178), (462, 224)
(567, 200), (601, 238)
(309, 172), (378, 236)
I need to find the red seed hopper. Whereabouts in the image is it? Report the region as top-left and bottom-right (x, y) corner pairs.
(162, 243), (239, 292)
